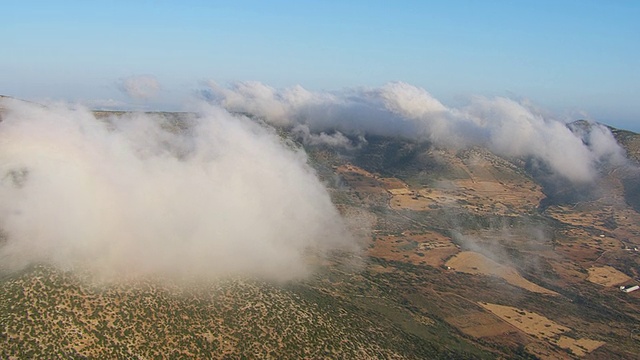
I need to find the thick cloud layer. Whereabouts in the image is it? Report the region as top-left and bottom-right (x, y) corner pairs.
(203, 81), (628, 183)
(0, 99), (356, 281)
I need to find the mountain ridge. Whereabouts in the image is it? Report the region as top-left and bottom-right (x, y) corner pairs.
(1, 98), (639, 359)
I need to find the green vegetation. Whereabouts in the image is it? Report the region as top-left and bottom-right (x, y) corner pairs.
(2, 115), (640, 358)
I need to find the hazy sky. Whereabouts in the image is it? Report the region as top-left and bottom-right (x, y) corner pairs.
(2, 0), (639, 130)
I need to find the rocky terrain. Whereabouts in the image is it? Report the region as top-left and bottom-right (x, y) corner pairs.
(1, 104), (639, 359)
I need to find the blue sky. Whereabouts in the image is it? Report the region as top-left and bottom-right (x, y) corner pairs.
(2, 0), (639, 130)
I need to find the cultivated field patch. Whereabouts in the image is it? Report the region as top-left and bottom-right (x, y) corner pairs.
(479, 303), (605, 357)
(446, 252), (557, 295)
(369, 232), (458, 267)
(586, 265), (631, 287)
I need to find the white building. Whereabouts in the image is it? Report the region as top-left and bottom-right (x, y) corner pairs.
(620, 285), (639, 293)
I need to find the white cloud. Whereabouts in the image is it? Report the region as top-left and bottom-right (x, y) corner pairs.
(292, 124), (361, 149)
(0, 99), (358, 282)
(203, 81), (630, 183)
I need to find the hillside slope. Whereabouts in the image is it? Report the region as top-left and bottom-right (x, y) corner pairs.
(1, 103), (639, 359)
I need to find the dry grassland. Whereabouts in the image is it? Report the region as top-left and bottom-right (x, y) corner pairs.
(446, 252), (557, 295)
(586, 265), (631, 286)
(383, 170), (542, 216)
(369, 232), (458, 267)
(545, 204), (640, 239)
(445, 311), (514, 338)
(479, 303), (605, 357)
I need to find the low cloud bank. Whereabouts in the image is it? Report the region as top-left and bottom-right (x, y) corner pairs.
(0, 99), (357, 281)
(203, 81), (628, 183)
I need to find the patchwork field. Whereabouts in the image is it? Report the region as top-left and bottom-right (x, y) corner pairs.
(369, 231), (458, 267)
(480, 303), (605, 357)
(386, 177), (542, 215)
(446, 251), (557, 295)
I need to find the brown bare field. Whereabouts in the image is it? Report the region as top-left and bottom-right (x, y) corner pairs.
(389, 193), (435, 211)
(336, 164), (375, 178)
(479, 302), (569, 337)
(454, 179), (542, 214)
(480, 303), (605, 357)
(369, 232), (458, 267)
(379, 177), (408, 191)
(382, 177), (440, 210)
(586, 265), (631, 286)
(446, 252), (557, 295)
(524, 342), (573, 360)
(388, 188), (412, 195)
(555, 336), (607, 357)
(445, 308), (569, 359)
(387, 179), (542, 215)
